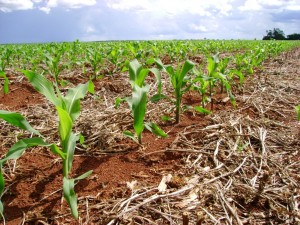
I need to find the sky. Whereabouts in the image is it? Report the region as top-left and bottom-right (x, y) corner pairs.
(0, 0), (299, 44)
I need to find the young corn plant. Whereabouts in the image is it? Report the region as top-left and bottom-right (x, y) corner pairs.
(155, 59), (195, 123)
(0, 48), (12, 72)
(206, 54), (220, 111)
(43, 52), (65, 95)
(107, 48), (123, 74)
(192, 68), (211, 113)
(229, 69), (245, 93)
(0, 71), (9, 95)
(118, 59), (167, 144)
(86, 48), (103, 79)
(22, 70), (94, 219)
(206, 54), (236, 110)
(218, 57), (230, 94)
(295, 105), (300, 121)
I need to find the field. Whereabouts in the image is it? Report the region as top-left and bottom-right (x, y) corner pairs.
(0, 40), (299, 224)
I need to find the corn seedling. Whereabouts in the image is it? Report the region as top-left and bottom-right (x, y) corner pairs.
(107, 48), (123, 74)
(118, 59), (167, 144)
(0, 48), (12, 72)
(229, 69), (245, 92)
(295, 105), (300, 121)
(156, 59), (195, 123)
(23, 70), (94, 218)
(0, 71), (9, 95)
(43, 52), (65, 95)
(192, 68), (210, 112)
(86, 47), (103, 79)
(206, 54), (220, 111)
(218, 57), (230, 93)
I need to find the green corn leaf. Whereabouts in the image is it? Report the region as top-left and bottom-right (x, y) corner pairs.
(88, 80), (94, 94)
(295, 105), (300, 121)
(79, 134), (85, 145)
(0, 71), (9, 94)
(165, 65), (175, 77)
(115, 97), (125, 108)
(0, 168), (6, 200)
(231, 69), (245, 86)
(194, 106), (211, 115)
(136, 69), (149, 87)
(64, 82), (89, 121)
(78, 133), (87, 148)
(179, 60), (195, 83)
(129, 85), (149, 140)
(145, 122), (167, 138)
(75, 170), (93, 181)
(63, 177), (78, 219)
(128, 59), (149, 87)
(161, 115), (172, 121)
(0, 137), (51, 202)
(228, 91), (236, 108)
(65, 132), (78, 176)
(50, 144), (66, 159)
(0, 110), (41, 136)
(165, 65), (177, 89)
(56, 106), (77, 175)
(56, 106), (73, 142)
(207, 55), (219, 76)
(146, 57), (155, 65)
(123, 130), (138, 143)
(150, 94), (167, 103)
(150, 68), (162, 95)
(0, 137), (50, 165)
(154, 58), (165, 71)
(128, 59), (142, 85)
(22, 70), (61, 106)
(0, 199), (3, 215)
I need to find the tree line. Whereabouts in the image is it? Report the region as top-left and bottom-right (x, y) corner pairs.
(263, 28), (300, 40)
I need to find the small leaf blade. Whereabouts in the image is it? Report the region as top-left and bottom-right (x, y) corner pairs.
(194, 106), (211, 115)
(0, 110), (41, 136)
(63, 177), (78, 219)
(22, 70), (61, 106)
(145, 122), (167, 138)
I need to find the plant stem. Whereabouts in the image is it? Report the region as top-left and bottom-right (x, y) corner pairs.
(175, 96), (181, 123)
(210, 83), (213, 111)
(138, 133), (142, 145)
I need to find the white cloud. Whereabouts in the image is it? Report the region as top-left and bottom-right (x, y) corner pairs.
(239, 0), (262, 11)
(0, 0), (34, 12)
(189, 24), (208, 32)
(86, 25), (96, 33)
(45, 0), (96, 8)
(106, 0), (234, 17)
(239, 0), (300, 11)
(39, 6), (50, 14)
(40, 0), (96, 13)
(0, 0), (96, 13)
(106, 0), (150, 11)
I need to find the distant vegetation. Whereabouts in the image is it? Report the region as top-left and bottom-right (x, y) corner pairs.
(263, 28), (300, 40)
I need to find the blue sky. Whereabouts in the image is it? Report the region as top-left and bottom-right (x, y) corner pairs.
(0, 0), (299, 44)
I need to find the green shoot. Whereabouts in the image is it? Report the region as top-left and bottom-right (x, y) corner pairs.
(156, 59), (195, 123)
(23, 70), (94, 218)
(122, 59), (167, 144)
(0, 71), (9, 94)
(295, 105), (300, 121)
